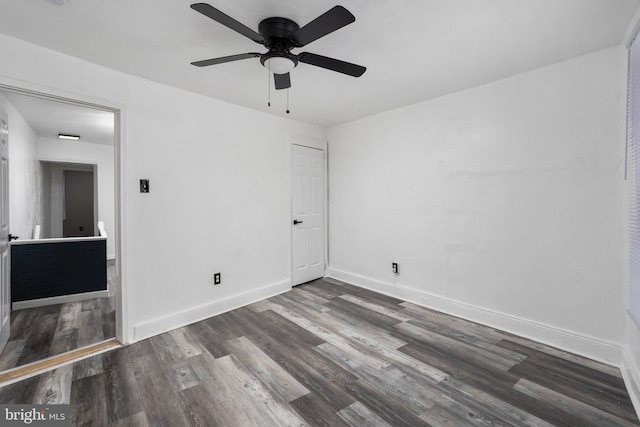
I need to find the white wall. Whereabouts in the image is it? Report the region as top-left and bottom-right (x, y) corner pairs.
(623, 11), (640, 413)
(327, 46), (627, 364)
(0, 33), (325, 343)
(0, 92), (43, 241)
(39, 138), (116, 258)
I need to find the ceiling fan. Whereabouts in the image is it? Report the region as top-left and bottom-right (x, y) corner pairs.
(190, 3), (367, 90)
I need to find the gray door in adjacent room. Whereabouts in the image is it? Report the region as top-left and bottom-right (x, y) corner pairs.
(63, 169), (95, 237)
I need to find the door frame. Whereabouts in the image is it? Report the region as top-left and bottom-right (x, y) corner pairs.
(0, 78), (127, 345)
(289, 136), (328, 286)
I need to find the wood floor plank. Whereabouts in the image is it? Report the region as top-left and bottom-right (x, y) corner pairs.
(290, 287), (331, 306)
(244, 314), (358, 411)
(130, 343), (192, 427)
(299, 279), (342, 300)
(188, 352), (278, 426)
(179, 384), (226, 427)
(514, 378), (639, 427)
(72, 353), (104, 381)
(225, 335), (310, 402)
(167, 327), (204, 358)
(337, 401), (392, 427)
(33, 364), (73, 404)
(264, 300), (391, 370)
(395, 321), (518, 371)
(0, 279), (636, 427)
(279, 289), (331, 313)
(0, 262), (117, 371)
(344, 379), (432, 427)
(315, 342), (438, 415)
(102, 347), (145, 424)
(0, 339), (27, 371)
(499, 338), (630, 394)
(70, 372), (108, 426)
(217, 353), (308, 426)
(400, 301), (512, 345)
(50, 302), (81, 355)
(108, 411), (149, 427)
(320, 279), (406, 309)
(399, 303), (527, 364)
(430, 376), (555, 427)
(338, 294), (411, 322)
(324, 296), (404, 330)
(16, 312), (59, 366)
(500, 331), (624, 378)
(510, 356), (638, 423)
(0, 375), (40, 404)
(280, 293), (406, 350)
(289, 393), (350, 427)
(186, 320), (230, 359)
(148, 333), (200, 391)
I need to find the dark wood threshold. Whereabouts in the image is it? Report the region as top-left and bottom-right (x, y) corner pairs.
(0, 339), (121, 386)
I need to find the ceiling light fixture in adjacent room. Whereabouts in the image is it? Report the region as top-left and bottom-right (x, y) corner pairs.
(58, 133), (80, 140)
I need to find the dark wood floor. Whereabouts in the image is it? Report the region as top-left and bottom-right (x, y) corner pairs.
(0, 277), (637, 426)
(0, 261), (116, 371)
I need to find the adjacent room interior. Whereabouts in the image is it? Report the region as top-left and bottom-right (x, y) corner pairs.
(0, 90), (117, 372)
(0, 0), (639, 425)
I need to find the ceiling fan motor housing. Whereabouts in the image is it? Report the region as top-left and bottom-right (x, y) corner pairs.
(259, 17), (300, 73)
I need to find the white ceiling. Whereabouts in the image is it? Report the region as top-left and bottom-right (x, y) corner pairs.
(2, 91), (114, 146)
(0, 0), (638, 128)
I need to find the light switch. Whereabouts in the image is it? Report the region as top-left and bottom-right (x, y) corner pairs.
(140, 179), (150, 193)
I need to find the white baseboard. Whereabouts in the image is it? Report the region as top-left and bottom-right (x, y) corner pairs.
(622, 346), (640, 418)
(133, 279), (291, 341)
(12, 290), (110, 310)
(326, 267), (621, 366)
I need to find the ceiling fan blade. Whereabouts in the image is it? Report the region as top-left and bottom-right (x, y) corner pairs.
(291, 6), (355, 47)
(191, 52), (261, 67)
(298, 52), (366, 77)
(274, 73), (291, 90)
(191, 3), (265, 44)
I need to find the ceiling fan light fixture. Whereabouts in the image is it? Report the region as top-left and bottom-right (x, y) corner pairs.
(263, 56), (296, 75)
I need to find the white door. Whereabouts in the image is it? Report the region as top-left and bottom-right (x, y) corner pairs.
(291, 144), (325, 285)
(0, 110), (9, 353)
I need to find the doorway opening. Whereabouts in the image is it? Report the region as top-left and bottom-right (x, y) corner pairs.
(0, 85), (122, 374)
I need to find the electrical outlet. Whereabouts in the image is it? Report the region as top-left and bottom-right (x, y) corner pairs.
(392, 263), (398, 274)
(214, 273), (221, 285)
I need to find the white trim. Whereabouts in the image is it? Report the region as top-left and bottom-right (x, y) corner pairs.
(289, 135), (327, 151)
(326, 267), (622, 366)
(622, 346), (640, 418)
(133, 279), (291, 342)
(12, 290), (110, 310)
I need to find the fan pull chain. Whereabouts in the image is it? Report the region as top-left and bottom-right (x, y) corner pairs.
(286, 88), (290, 114)
(267, 67), (271, 107)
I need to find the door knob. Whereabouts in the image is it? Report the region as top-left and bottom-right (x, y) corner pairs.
(293, 220), (303, 225)
(8, 234), (18, 241)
